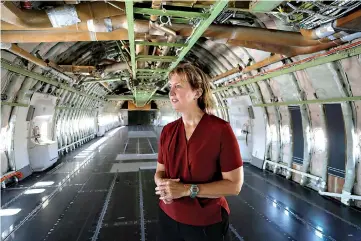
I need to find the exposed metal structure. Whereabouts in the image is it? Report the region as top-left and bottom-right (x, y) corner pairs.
(1, 0), (361, 212)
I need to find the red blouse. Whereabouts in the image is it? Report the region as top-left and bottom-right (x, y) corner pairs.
(158, 113), (243, 226)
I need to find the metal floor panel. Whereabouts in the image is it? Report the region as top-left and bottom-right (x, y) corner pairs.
(238, 185), (326, 241)
(97, 225), (140, 241)
(110, 162), (157, 173)
(102, 172), (139, 223)
(244, 176), (361, 240)
(81, 173), (114, 191)
(1, 186), (57, 234)
(128, 131), (157, 138)
(1, 189), (24, 207)
(116, 154), (158, 160)
(2, 126), (361, 241)
(52, 161), (83, 173)
(227, 196), (292, 241)
(3, 185), (81, 241)
(244, 164), (361, 228)
(243, 165), (361, 240)
(44, 192), (107, 241)
(141, 169), (159, 241)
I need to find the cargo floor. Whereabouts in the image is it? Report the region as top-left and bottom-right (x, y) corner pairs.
(1, 126), (360, 241)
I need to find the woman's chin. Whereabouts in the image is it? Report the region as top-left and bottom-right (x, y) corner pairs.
(171, 103), (182, 112)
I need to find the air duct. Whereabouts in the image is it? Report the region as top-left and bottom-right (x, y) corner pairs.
(300, 9), (361, 40)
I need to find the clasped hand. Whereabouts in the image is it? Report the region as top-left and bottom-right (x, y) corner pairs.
(155, 178), (189, 204)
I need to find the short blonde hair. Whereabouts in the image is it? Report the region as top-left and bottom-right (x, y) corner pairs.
(169, 63), (215, 114)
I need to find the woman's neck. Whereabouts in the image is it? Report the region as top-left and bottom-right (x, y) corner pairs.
(181, 108), (205, 127)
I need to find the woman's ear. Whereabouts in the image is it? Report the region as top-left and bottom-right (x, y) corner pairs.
(196, 89), (203, 99)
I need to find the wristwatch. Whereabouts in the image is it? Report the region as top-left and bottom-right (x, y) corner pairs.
(189, 184), (199, 198)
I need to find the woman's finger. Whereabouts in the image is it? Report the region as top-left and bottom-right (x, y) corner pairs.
(157, 178), (180, 186)
(155, 186), (167, 191)
(169, 178), (180, 182)
(160, 196), (172, 200)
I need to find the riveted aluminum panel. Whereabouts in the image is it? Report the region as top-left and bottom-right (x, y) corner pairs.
(258, 81), (280, 162)
(304, 64), (344, 99)
(294, 70), (327, 179)
(265, 71), (298, 169)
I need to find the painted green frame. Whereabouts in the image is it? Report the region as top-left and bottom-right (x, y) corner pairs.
(1, 59), (105, 102)
(134, 8), (210, 19)
(125, 1), (136, 79)
(135, 41), (187, 48)
(254, 96), (361, 107)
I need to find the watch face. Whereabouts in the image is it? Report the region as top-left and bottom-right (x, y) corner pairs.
(191, 185), (199, 193)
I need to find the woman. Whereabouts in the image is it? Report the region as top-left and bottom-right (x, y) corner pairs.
(154, 63), (244, 241)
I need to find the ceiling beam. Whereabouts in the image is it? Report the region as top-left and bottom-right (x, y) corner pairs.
(144, 0), (229, 103)
(137, 68), (169, 73)
(125, 0), (136, 79)
(249, 0), (284, 12)
(136, 55), (178, 62)
(105, 95), (169, 101)
(83, 78), (127, 83)
(134, 8), (210, 19)
(106, 95), (134, 101)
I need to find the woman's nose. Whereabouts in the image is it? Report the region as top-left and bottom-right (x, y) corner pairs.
(169, 87), (175, 96)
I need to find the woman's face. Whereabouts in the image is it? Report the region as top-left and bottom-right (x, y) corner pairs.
(168, 74), (199, 112)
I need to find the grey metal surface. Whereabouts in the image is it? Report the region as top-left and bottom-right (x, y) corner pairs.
(2, 126), (361, 241)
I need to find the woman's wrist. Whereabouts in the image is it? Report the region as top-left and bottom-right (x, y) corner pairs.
(183, 184), (191, 197)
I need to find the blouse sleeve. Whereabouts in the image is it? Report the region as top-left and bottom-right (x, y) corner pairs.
(157, 127), (166, 164)
(219, 123), (243, 172)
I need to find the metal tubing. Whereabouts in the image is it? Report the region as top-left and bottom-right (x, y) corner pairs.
(301, 9), (361, 40)
(2, 18), (327, 49)
(1, 1), (125, 29)
(213, 42), (361, 92)
(213, 30), (361, 84)
(226, 39), (341, 57)
(211, 54), (283, 82)
(318, 191), (361, 201)
(263, 160), (321, 181)
(134, 7), (210, 19)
